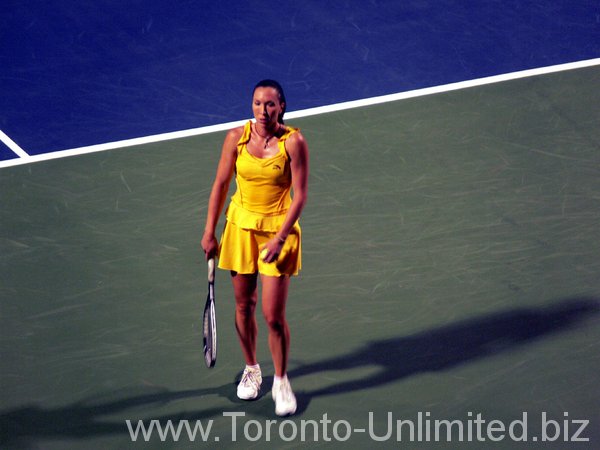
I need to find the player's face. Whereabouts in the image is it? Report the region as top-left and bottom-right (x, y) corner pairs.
(252, 87), (284, 128)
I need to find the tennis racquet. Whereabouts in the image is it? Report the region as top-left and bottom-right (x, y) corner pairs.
(203, 258), (217, 368)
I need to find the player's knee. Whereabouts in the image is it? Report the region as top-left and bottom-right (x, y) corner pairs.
(235, 296), (257, 316)
(264, 314), (286, 333)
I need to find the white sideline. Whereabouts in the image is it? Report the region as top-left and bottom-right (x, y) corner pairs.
(0, 129), (29, 159)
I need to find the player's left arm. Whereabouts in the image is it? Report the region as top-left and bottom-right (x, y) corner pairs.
(280, 131), (309, 238)
(262, 131), (309, 262)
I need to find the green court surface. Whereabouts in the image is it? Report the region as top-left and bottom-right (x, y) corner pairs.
(1, 66), (599, 449)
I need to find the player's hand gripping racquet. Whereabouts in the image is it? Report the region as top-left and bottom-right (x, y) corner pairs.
(203, 258), (217, 368)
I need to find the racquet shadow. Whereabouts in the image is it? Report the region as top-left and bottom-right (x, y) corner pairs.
(289, 297), (599, 413)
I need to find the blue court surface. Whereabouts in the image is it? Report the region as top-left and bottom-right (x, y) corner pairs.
(1, 2), (600, 450)
(1, 0), (599, 158)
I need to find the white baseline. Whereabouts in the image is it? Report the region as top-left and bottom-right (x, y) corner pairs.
(1, 58), (599, 170)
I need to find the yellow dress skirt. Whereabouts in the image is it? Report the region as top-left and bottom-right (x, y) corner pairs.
(218, 217), (301, 277)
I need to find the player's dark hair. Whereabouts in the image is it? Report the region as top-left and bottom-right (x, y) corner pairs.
(253, 79), (286, 124)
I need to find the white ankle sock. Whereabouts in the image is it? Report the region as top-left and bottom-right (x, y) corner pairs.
(273, 374), (287, 386)
(246, 363), (260, 371)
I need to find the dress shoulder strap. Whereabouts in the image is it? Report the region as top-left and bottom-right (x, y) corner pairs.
(236, 121), (253, 154)
(278, 125), (300, 142)
(277, 124), (300, 159)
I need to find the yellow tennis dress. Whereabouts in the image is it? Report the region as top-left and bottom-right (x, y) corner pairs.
(218, 121), (302, 276)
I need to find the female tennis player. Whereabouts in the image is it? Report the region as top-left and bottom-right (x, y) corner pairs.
(201, 80), (309, 416)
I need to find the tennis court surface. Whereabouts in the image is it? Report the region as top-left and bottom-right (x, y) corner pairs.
(1, 63), (599, 449)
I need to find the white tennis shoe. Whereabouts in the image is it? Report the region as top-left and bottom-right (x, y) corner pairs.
(272, 376), (297, 416)
(237, 367), (262, 400)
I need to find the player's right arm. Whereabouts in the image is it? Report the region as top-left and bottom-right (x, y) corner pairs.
(201, 127), (243, 260)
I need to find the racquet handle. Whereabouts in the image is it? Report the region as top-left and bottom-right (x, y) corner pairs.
(208, 258), (215, 283)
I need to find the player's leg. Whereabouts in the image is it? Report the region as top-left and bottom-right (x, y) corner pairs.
(261, 274), (290, 376)
(261, 274), (296, 415)
(231, 271), (259, 365)
(232, 271), (262, 400)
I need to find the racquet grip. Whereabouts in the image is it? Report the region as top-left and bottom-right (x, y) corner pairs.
(208, 258), (215, 283)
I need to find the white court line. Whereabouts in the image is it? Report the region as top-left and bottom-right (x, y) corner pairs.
(1, 57), (599, 170)
(0, 129), (29, 159)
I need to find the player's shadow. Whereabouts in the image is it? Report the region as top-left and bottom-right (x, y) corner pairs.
(290, 297), (599, 412)
(1, 298), (597, 445)
(0, 383), (239, 448)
